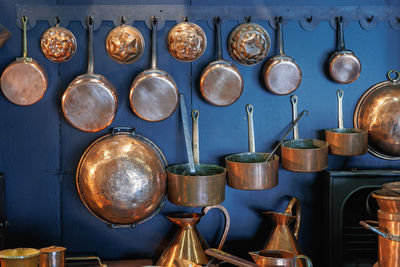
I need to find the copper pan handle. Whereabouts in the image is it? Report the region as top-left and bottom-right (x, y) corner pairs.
(246, 104), (255, 153)
(215, 17), (223, 60)
(180, 94), (196, 175)
(291, 95), (299, 140)
(202, 204), (231, 250)
(337, 16), (346, 51)
(192, 110), (200, 164)
(86, 16), (94, 75)
(276, 16), (284, 56)
(285, 197), (301, 240)
(21, 16), (28, 58)
(337, 89), (344, 129)
(151, 17), (158, 69)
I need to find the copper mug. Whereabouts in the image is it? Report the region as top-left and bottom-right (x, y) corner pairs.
(249, 250), (313, 267)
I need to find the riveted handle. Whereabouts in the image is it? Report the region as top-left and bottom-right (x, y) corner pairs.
(285, 197), (301, 240)
(337, 89), (344, 129)
(291, 95), (299, 140)
(202, 204), (231, 250)
(246, 104), (255, 153)
(192, 110), (200, 164)
(21, 16), (28, 58)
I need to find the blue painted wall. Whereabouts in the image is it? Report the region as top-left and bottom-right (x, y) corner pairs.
(0, 0), (399, 265)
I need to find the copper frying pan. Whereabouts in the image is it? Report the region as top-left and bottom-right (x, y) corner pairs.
(130, 17), (179, 122)
(263, 17), (301, 95)
(200, 17), (243, 106)
(62, 16), (117, 132)
(1, 16), (47, 106)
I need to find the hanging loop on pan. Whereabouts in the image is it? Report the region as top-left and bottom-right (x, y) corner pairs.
(387, 70), (400, 83)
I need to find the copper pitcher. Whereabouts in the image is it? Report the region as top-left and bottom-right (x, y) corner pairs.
(263, 197), (305, 266)
(249, 250), (313, 267)
(157, 204), (230, 267)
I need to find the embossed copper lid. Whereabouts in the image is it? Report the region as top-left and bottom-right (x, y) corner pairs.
(167, 21), (207, 62)
(40, 17), (77, 63)
(228, 21), (270, 65)
(105, 17), (145, 64)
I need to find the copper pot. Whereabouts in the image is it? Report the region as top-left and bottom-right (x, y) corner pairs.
(39, 246), (66, 267)
(1, 16), (47, 106)
(281, 96), (328, 172)
(372, 189), (400, 213)
(325, 90), (368, 156)
(328, 17), (361, 84)
(354, 70), (400, 160)
(167, 96), (226, 207)
(0, 248), (40, 267)
(249, 250), (313, 267)
(263, 17), (301, 95)
(225, 104), (279, 190)
(228, 21), (270, 65)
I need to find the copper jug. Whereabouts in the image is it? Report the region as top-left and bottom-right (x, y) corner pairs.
(263, 197), (304, 266)
(157, 204), (230, 267)
(249, 250), (313, 267)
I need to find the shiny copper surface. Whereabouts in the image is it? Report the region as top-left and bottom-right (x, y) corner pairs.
(41, 25), (76, 63)
(105, 24), (145, 64)
(329, 52), (361, 84)
(377, 210), (400, 267)
(76, 131), (167, 226)
(39, 246), (65, 267)
(167, 22), (207, 62)
(0, 248), (40, 267)
(228, 22), (270, 65)
(325, 128), (367, 155)
(383, 182), (400, 193)
(373, 190), (400, 213)
(249, 250), (313, 267)
(354, 71), (400, 160)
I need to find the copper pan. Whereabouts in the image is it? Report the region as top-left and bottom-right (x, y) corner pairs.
(105, 16), (145, 64)
(354, 70), (400, 160)
(228, 20), (270, 66)
(62, 16), (117, 132)
(40, 17), (77, 63)
(225, 104), (279, 190)
(167, 95), (226, 207)
(263, 17), (301, 95)
(325, 90), (367, 156)
(281, 96), (328, 172)
(328, 17), (361, 84)
(1, 16), (47, 106)
(130, 17), (179, 122)
(200, 17), (243, 106)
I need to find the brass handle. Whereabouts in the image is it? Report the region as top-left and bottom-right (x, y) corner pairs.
(202, 204), (231, 250)
(246, 104), (255, 153)
(337, 89), (344, 129)
(285, 197), (301, 240)
(21, 16), (28, 58)
(66, 256), (107, 267)
(294, 255), (313, 267)
(291, 95), (299, 140)
(192, 110), (200, 164)
(387, 70), (400, 83)
(205, 249), (258, 267)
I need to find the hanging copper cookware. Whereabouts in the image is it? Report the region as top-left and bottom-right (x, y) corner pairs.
(263, 17), (301, 95)
(62, 16), (117, 132)
(40, 17), (77, 63)
(200, 17), (243, 106)
(167, 19), (207, 62)
(281, 96), (328, 172)
(1, 16), (47, 106)
(228, 20), (270, 65)
(328, 17), (361, 84)
(354, 70), (400, 160)
(325, 90), (368, 156)
(225, 104), (279, 190)
(167, 95), (226, 207)
(130, 17), (179, 122)
(76, 127), (167, 227)
(105, 17), (145, 64)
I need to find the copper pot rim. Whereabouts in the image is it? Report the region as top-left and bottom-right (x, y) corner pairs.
(39, 246), (66, 253)
(225, 152), (279, 164)
(281, 139), (329, 151)
(325, 128), (367, 135)
(166, 163), (226, 177)
(372, 189), (400, 200)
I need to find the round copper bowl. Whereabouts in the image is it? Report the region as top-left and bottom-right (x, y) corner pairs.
(228, 22), (271, 65)
(167, 21), (207, 62)
(41, 24), (77, 63)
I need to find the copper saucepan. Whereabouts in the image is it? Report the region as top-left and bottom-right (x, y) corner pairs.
(62, 16), (118, 132)
(167, 19), (207, 62)
(228, 20), (271, 66)
(130, 17), (179, 122)
(325, 90), (367, 156)
(329, 17), (361, 84)
(167, 95), (226, 207)
(225, 104), (279, 190)
(200, 17), (243, 106)
(1, 16), (47, 106)
(263, 17), (301, 95)
(40, 17), (77, 63)
(281, 95), (328, 172)
(105, 16), (145, 64)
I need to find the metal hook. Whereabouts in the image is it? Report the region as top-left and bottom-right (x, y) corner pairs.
(54, 16), (60, 26)
(306, 16), (313, 23)
(184, 16), (189, 22)
(367, 16), (374, 23)
(120, 16), (126, 25)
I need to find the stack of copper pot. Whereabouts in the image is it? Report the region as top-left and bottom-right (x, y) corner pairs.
(360, 182), (400, 267)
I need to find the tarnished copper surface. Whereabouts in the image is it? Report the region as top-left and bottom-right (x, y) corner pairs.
(329, 52), (361, 84)
(354, 71), (400, 160)
(105, 24), (145, 64)
(41, 25), (76, 63)
(39, 246), (66, 267)
(249, 250), (313, 267)
(228, 22), (270, 65)
(0, 248), (40, 267)
(77, 131), (167, 226)
(167, 22), (207, 62)
(377, 210), (400, 267)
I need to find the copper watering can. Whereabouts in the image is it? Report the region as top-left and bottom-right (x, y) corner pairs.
(157, 204), (230, 267)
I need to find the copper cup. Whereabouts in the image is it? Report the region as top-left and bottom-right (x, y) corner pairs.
(39, 246), (66, 267)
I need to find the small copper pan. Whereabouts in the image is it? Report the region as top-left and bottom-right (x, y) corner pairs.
(62, 16), (117, 132)
(200, 17), (243, 106)
(105, 16), (145, 64)
(40, 17), (77, 63)
(1, 16), (47, 106)
(263, 17), (301, 95)
(167, 18), (207, 62)
(325, 90), (367, 156)
(225, 104), (279, 190)
(329, 17), (361, 84)
(281, 96), (328, 172)
(130, 17), (179, 122)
